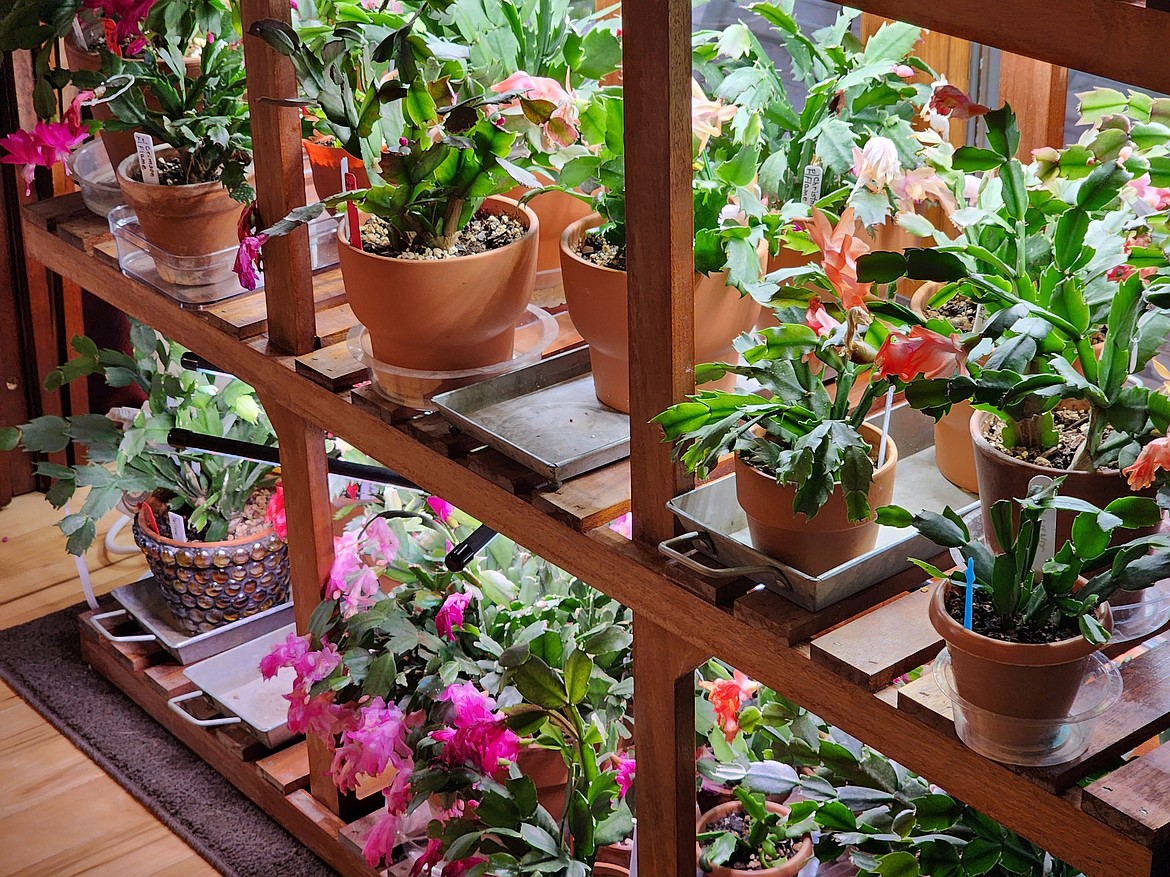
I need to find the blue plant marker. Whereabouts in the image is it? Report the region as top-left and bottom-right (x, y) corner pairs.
(963, 555), (975, 630)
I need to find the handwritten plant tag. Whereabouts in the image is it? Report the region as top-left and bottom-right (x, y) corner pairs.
(72, 19), (89, 51)
(800, 165), (824, 206)
(167, 511), (188, 543)
(134, 133), (159, 184)
(1028, 474), (1056, 573)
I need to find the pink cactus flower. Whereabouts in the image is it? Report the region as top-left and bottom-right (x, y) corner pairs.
(264, 483), (287, 539)
(426, 496), (456, 524)
(491, 71), (580, 147)
(0, 91), (92, 195)
(435, 591), (473, 641)
(615, 756), (636, 798)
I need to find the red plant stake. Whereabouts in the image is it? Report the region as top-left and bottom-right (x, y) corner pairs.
(344, 172), (361, 249)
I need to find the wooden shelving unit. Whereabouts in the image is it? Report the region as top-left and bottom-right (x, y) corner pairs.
(17, 1), (1170, 875)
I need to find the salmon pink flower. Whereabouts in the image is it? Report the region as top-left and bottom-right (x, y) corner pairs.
(1123, 437), (1170, 490)
(264, 483), (287, 539)
(851, 136), (900, 192)
(691, 78), (737, 154)
(491, 71), (579, 148)
(699, 670), (759, 742)
(1128, 174), (1170, 211)
(806, 207), (872, 311)
(806, 296), (841, 337)
(891, 63), (914, 80)
(893, 167), (958, 216)
(435, 591), (473, 641)
(874, 326), (965, 381)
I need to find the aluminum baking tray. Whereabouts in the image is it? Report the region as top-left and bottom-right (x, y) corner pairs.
(661, 403), (977, 611)
(432, 347), (630, 485)
(88, 576), (295, 665)
(167, 623), (298, 748)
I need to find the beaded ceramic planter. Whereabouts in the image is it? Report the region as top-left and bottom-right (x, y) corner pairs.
(132, 507), (291, 635)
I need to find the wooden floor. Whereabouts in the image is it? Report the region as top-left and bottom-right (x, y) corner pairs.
(0, 492), (220, 877)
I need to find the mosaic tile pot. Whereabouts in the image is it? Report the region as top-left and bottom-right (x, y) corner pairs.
(132, 506), (291, 635)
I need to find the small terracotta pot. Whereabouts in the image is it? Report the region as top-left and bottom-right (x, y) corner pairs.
(929, 580), (1112, 752)
(560, 214), (762, 413)
(116, 150), (243, 286)
(735, 422), (897, 576)
(593, 865), (631, 877)
(910, 283), (979, 493)
(517, 745), (568, 821)
(132, 499), (291, 635)
(970, 410), (1154, 551)
(507, 185), (592, 286)
(696, 800), (814, 877)
(303, 138), (369, 205)
(338, 196), (538, 369)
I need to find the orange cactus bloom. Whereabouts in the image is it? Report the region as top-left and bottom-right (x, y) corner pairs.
(1123, 437), (1170, 490)
(806, 207), (873, 311)
(874, 325), (965, 381)
(698, 670), (759, 742)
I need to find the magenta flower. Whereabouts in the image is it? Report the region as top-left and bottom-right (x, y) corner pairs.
(438, 681), (497, 726)
(0, 91), (91, 195)
(430, 683), (519, 778)
(435, 591), (473, 641)
(293, 640), (341, 686)
(340, 566), (380, 618)
(608, 512), (632, 540)
(615, 755), (636, 799)
(330, 697), (420, 792)
(233, 233), (267, 291)
(410, 838), (443, 877)
(260, 631), (309, 679)
(445, 858), (489, 877)
(284, 685), (357, 738)
(327, 530), (363, 597)
(85, 0), (153, 54)
(361, 809), (400, 867)
(426, 496), (456, 524)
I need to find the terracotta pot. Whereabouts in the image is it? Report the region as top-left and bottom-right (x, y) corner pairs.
(338, 196), (537, 369)
(560, 214), (762, 413)
(517, 745), (568, 820)
(132, 499), (291, 635)
(929, 580), (1112, 752)
(735, 422), (897, 575)
(969, 410), (1154, 551)
(303, 138), (369, 205)
(116, 150), (243, 286)
(696, 800), (814, 877)
(593, 865), (630, 877)
(507, 185), (592, 287)
(909, 283), (978, 493)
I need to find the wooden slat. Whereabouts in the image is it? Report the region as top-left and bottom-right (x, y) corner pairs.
(348, 385), (425, 424)
(213, 723), (271, 762)
(402, 414), (483, 461)
(142, 663), (196, 699)
(899, 643), (1170, 793)
(315, 302), (357, 347)
(203, 271), (347, 340)
(732, 568), (931, 647)
(811, 587), (942, 690)
(532, 459), (630, 531)
(295, 341), (366, 392)
(257, 741), (310, 795)
(21, 191), (90, 230)
(661, 557), (760, 607)
(79, 608), (165, 673)
(466, 446), (550, 495)
(56, 213), (113, 254)
(1083, 744), (1170, 848)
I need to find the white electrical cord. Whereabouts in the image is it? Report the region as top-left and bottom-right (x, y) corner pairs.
(64, 497), (100, 611)
(103, 512), (139, 555)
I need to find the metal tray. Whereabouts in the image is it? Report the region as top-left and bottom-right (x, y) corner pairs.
(432, 347), (630, 485)
(661, 404), (977, 612)
(88, 576), (294, 665)
(168, 623), (299, 749)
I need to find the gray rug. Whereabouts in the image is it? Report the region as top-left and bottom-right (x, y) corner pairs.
(0, 602), (337, 877)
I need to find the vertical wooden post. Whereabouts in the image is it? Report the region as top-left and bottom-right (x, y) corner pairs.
(633, 615), (703, 877)
(240, 0), (316, 355)
(265, 403), (339, 811)
(623, 0), (695, 546)
(998, 54), (1068, 157)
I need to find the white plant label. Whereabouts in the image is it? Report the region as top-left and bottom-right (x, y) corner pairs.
(800, 165), (824, 206)
(973, 303), (987, 333)
(340, 156), (349, 194)
(1028, 474), (1056, 573)
(167, 511), (188, 543)
(71, 19), (89, 51)
(135, 133), (160, 184)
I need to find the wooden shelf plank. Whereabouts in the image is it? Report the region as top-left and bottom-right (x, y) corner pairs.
(842, 0), (1170, 94)
(811, 586), (942, 690)
(296, 341), (366, 392)
(1083, 743), (1170, 847)
(257, 741), (311, 795)
(532, 459), (630, 531)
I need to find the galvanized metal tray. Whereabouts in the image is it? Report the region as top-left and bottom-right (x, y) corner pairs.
(168, 623), (298, 748)
(432, 347), (630, 485)
(661, 404), (978, 612)
(89, 576), (295, 665)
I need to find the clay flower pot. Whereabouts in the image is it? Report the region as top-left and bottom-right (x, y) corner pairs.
(303, 138), (369, 205)
(969, 410), (1153, 551)
(696, 800), (814, 877)
(338, 195), (538, 369)
(506, 185), (592, 288)
(132, 500), (291, 635)
(929, 580), (1112, 754)
(560, 214), (762, 413)
(116, 150), (244, 286)
(516, 745), (569, 820)
(910, 283), (978, 493)
(735, 422), (897, 576)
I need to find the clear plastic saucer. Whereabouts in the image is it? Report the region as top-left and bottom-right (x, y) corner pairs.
(1108, 579), (1170, 644)
(67, 140), (120, 218)
(934, 647), (1122, 766)
(347, 304), (559, 410)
